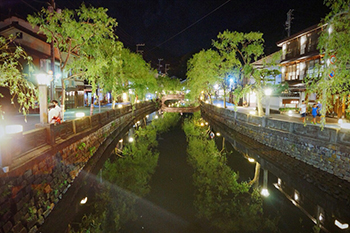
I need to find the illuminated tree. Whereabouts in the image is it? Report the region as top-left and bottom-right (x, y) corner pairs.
(28, 4), (118, 119)
(306, 0), (350, 125)
(186, 49), (221, 103)
(0, 35), (36, 117)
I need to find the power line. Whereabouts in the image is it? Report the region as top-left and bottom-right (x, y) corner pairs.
(146, 0), (232, 53)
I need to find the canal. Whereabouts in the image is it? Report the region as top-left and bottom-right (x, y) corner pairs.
(40, 112), (350, 233)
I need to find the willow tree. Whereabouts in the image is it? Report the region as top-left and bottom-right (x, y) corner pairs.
(28, 4), (118, 119)
(213, 30), (265, 114)
(156, 75), (182, 95)
(91, 39), (124, 109)
(305, 0), (350, 125)
(186, 49), (221, 104)
(119, 48), (157, 104)
(0, 35), (36, 117)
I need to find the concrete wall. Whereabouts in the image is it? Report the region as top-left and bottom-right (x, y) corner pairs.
(200, 103), (350, 182)
(0, 102), (157, 233)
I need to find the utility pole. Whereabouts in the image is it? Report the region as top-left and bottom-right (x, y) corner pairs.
(136, 43), (145, 55)
(165, 64), (170, 74)
(48, 0), (55, 101)
(158, 58), (163, 74)
(285, 9), (294, 37)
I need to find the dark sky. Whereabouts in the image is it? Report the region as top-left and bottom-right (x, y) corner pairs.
(1, 0), (329, 71)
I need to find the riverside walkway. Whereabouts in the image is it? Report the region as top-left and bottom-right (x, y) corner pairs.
(1, 100), (342, 133)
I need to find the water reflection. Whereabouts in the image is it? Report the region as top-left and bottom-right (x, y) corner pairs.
(69, 112), (181, 232)
(205, 117), (350, 233)
(183, 116), (279, 233)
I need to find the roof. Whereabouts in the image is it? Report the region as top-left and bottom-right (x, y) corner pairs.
(276, 24), (326, 47)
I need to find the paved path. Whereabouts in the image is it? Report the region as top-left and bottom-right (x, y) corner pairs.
(211, 99), (341, 129)
(0, 103), (130, 132)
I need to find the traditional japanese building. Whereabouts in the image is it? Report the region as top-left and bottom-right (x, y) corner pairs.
(0, 16), (85, 111)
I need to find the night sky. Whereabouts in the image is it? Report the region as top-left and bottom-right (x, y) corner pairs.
(1, 0), (329, 76)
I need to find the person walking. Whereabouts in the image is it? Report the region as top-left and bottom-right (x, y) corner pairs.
(311, 103), (318, 124)
(299, 100), (307, 123)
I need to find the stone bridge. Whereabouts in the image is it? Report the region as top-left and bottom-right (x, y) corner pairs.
(161, 94), (200, 113)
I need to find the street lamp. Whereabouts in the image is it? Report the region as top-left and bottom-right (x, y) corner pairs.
(36, 73), (50, 125)
(264, 88), (272, 116)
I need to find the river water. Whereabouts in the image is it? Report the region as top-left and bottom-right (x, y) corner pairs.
(120, 116), (350, 233)
(42, 113), (350, 233)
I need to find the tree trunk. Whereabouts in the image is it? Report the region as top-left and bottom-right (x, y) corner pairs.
(112, 98), (116, 109)
(257, 90), (263, 116)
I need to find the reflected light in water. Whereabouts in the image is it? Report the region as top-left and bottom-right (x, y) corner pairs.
(216, 132), (221, 136)
(335, 220), (349, 229)
(247, 157), (255, 163)
(80, 197), (88, 205)
(261, 188), (269, 197)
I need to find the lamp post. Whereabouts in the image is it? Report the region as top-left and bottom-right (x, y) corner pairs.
(36, 73), (50, 125)
(264, 88), (272, 116)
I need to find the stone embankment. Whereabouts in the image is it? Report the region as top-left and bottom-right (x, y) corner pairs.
(0, 102), (157, 233)
(201, 103), (350, 182)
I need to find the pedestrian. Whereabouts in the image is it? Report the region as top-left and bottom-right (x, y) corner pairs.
(311, 103), (318, 124)
(299, 100), (307, 123)
(48, 103), (61, 124)
(52, 100), (62, 121)
(316, 101), (322, 116)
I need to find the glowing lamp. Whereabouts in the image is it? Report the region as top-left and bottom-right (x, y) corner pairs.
(36, 73), (50, 85)
(5, 125), (23, 135)
(261, 188), (269, 197)
(75, 112), (85, 118)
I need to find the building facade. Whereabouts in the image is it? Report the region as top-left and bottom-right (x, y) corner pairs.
(0, 16), (85, 110)
(276, 24), (324, 110)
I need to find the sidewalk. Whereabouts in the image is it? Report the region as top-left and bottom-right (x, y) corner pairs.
(211, 99), (341, 130)
(0, 103), (130, 132)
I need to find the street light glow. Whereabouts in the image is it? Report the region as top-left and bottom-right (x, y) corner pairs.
(264, 88), (272, 96)
(335, 220), (349, 229)
(5, 125), (23, 134)
(261, 188), (269, 197)
(75, 112), (85, 118)
(80, 197), (88, 205)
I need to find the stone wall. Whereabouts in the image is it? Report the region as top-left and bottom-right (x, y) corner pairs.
(201, 103), (350, 182)
(0, 102), (157, 233)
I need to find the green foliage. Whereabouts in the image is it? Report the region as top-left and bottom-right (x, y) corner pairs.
(78, 142), (86, 151)
(71, 112), (180, 232)
(183, 114), (279, 232)
(0, 35), (36, 117)
(305, 1), (350, 126)
(186, 49), (221, 103)
(156, 75), (183, 96)
(28, 4), (118, 117)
